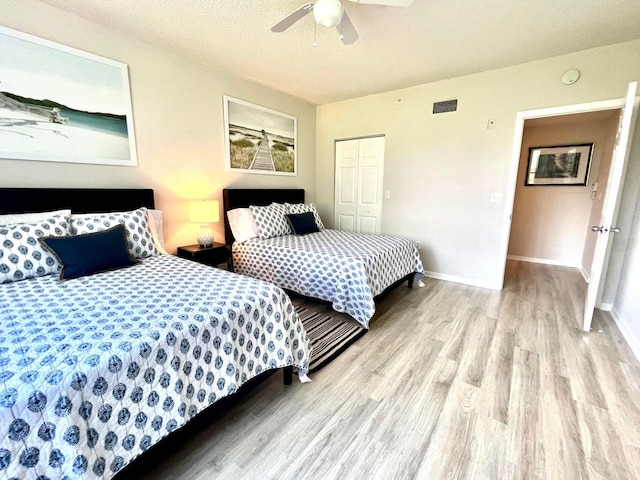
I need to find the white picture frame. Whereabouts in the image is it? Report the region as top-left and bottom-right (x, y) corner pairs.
(0, 26), (137, 166)
(223, 95), (297, 176)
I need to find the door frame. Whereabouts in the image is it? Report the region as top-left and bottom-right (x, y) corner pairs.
(497, 97), (627, 291)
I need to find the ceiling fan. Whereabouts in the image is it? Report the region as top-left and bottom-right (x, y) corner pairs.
(271, 0), (413, 45)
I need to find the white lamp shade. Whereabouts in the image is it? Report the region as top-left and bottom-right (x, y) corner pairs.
(189, 200), (219, 224)
(314, 0), (344, 27)
(189, 200), (218, 247)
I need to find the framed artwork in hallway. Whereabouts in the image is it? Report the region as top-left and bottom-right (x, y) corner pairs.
(525, 143), (593, 186)
(223, 95), (297, 176)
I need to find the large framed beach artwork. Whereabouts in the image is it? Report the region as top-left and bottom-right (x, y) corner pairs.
(223, 95), (297, 176)
(0, 26), (137, 166)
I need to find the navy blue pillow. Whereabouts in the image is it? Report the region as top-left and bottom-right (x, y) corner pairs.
(39, 224), (138, 280)
(286, 212), (320, 235)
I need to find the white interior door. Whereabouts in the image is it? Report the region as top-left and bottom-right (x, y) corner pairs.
(583, 81), (639, 332)
(334, 136), (385, 233)
(334, 139), (359, 231)
(356, 137), (385, 234)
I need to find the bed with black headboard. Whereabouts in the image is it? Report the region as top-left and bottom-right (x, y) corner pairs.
(0, 187), (311, 480)
(222, 188), (425, 328)
(0, 187), (155, 215)
(222, 188), (304, 244)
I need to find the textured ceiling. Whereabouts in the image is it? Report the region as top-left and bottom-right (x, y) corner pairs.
(37, 0), (640, 105)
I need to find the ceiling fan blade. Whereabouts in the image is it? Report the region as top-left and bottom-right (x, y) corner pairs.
(338, 10), (359, 45)
(271, 3), (315, 32)
(347, 0), (413, 6)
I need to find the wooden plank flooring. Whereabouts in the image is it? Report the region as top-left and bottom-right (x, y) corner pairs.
(120, 260), (640, 480)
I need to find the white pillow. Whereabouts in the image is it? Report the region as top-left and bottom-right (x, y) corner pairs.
(285, 203), (325, 229)
(147, 209), (168, 254)
(0, 209), (71, 226)
(0, 214), (70, 284)
(71, 208), (159, 259)
(250, 203), (291, 239)
(227, 208), (259, 243)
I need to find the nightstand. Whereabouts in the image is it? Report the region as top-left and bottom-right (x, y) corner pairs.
(176, 243), (231, 270)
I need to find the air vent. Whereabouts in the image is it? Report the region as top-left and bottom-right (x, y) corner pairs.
(432, 99), (458, 114)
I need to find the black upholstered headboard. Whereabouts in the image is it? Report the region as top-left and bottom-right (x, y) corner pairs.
(0, 188), (155, 215)
(222, 188), (304, 244)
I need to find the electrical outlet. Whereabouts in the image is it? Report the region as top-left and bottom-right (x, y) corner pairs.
(416, 241), (421, 249)
(487, 119), (496, 129)
(490, 192), (503, 202)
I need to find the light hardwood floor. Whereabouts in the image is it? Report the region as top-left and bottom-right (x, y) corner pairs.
(121, 260), (640, 480)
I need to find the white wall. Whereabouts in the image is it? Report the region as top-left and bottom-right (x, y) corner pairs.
(508, 115), (618, 271)
(605, 111), (640, 359)
(0, 0), (316, 252)
(611, 185), (640, 359)
(316, 40), (640, 289)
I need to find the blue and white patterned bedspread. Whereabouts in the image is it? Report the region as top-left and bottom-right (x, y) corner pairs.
(0, 255), (310, 480)
(232, 229), (425, 328)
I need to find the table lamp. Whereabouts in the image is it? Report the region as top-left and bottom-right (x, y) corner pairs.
(189, 200), (219, 248)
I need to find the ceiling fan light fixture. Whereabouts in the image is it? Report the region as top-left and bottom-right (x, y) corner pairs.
(275, 0), (411, 44)
(314, 0), (344, 28)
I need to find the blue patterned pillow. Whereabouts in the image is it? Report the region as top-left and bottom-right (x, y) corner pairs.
(250, 203), (291, 239)
(40, 224), (138, 280)
(70, 208), (159, 259)
(0, 214), (70, 284)
(285, 202), (325, 229)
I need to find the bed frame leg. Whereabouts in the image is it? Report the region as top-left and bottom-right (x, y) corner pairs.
(408, 275), (414, 289)
(283, 366), (293, 385)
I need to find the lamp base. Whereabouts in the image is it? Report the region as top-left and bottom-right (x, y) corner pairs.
(197, 225), (214, 248)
